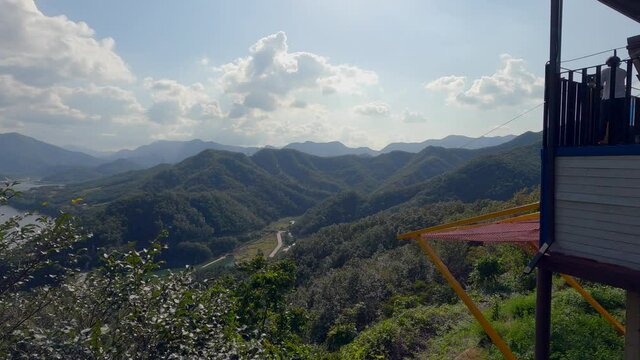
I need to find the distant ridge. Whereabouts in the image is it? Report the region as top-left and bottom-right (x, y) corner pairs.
(108, 139), (261, 167)
(2, 132), (529, 179)
(380, 134), (517, 153)
(283, 141), (377, 157)
(0, 133), (103, 177)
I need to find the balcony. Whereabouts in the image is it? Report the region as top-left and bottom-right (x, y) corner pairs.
(543, 57), (640, 148)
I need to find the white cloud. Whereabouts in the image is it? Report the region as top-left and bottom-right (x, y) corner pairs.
(400, 109), (427, 123)
(144, 78), (223, 124)
(217, 31), (378, 116)
(353, 102), (391, 117)
(0, 0), (133, 86)
(425, 54), (543, 108)
(424, 75), (466, 104)
(0, 2), (386, 150)
(0, 0), (143, 143)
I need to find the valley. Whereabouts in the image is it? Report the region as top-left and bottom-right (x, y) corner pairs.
(2, 129), (627, 359)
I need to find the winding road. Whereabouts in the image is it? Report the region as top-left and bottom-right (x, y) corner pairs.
(269, 231), (285, 258)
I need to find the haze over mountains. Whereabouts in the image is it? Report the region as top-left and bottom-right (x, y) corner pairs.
(14, 131), (541, 261)
(1, 132), (522, 181)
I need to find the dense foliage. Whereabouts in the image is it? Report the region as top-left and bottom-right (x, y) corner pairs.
(5, 129), (628, 359)
(1, 185), (312, 358)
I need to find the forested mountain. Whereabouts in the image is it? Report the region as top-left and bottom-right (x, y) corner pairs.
(283, 141), (378, 157)
(14, 132), (541, 267)
(2, 132), (529, 180)
(0, 133), (104, 177)
(380, 134), (517, 153)
(41, 158), (143, 183)
(292, 142), (540, 235)
(5, 128), (625, 359)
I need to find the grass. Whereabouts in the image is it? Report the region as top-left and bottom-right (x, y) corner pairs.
(233, 232), (279, 262)
(232, 216), (296, 262)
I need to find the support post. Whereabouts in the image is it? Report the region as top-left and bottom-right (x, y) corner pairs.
(625, 291), (640, 360)
(561, 274), (625, 336)
(535, 268), (553, 360)
(537, 0), (562, 355)
(415, 238), (517, 360)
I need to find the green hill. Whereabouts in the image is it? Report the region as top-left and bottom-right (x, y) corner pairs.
(15, 132), (541, 265)
(0, 133), (103, 177)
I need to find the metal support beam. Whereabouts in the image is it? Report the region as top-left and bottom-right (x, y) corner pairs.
(535, 268), (553, 360)
(561, 274), (625, 336)
(415, 238), (517, 360)
(397, 203), (539, 240)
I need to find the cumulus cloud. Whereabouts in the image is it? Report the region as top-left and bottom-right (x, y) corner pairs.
(216, 31), (378, 116)
(353, 102), (391, 117)
(0, 75), (92, 125)
(144, 78), (223, 124)
(400, 109), (427, 123)
(425, 54), (543, 108)
(0, 0), (143, 141)
(0, 2), (386, 150)
(290, 99), (307, 108)
(0, 0), (133, 86)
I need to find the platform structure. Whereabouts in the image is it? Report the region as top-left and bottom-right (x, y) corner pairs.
(539, 1), (640, 359)
(398, 203), (625, 359)
(399, 1), (640, 357)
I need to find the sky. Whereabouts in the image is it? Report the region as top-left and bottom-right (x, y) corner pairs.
(0, 0), (638, 151)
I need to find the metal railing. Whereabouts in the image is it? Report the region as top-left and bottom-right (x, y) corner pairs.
(543, 58), (640, 147)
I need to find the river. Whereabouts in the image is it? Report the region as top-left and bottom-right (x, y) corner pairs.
(0, 181), (55, 225)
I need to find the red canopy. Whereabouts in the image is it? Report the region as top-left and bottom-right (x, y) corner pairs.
(422, 220), (539, 243)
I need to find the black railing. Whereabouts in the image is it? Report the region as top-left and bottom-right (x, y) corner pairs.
(544, 58), (640, 147)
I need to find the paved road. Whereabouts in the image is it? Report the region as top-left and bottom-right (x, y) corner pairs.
(269, 231), (285, 258)
(200, 254), (229, 269)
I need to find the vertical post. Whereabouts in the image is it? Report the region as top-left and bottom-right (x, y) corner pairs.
(537, 0), (562, 358)
(625, 291), (640, 360)
(625, 60), (633, 143)
(536, 268), (553, 360)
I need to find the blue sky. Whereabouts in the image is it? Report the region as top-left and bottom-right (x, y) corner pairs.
(0, 0), (638, 150)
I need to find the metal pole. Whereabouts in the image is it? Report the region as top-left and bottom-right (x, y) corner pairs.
(561, 274), (625, 336)
(415, 238), (517, 360)
(537, 0), (562, 357)
(536, 268), (553, 360)
(624, 291), (640, 360)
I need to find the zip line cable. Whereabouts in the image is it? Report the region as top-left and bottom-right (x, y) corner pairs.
(561, 46), (627, 64)
(460, 103), (544, 149)
(454, 45), (627, 149)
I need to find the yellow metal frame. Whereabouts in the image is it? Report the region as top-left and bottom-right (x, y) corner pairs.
(397, 203), (539, 240)
(560, 274), (625, 336)
(416, 237), (517, 360)
(397, 202), (626, 358)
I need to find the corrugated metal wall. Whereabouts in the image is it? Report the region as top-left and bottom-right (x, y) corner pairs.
(555, 155), (640, 271)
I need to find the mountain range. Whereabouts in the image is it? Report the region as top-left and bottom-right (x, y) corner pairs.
(14, 131), (541, 262)
(1, 132), (521, 181)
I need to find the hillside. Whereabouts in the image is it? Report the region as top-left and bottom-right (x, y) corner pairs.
(0, 133), (104, 177)
(41, 158), (143, 183)
(292, 141), (540, 235)
(15, 132), (541, 267)
(3, 132), (532, 180)
(7, 129), (624, 360)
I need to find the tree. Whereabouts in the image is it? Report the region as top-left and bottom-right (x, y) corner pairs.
(0, 183), (312, 359)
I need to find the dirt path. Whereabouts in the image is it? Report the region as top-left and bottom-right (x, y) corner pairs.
(269, 231), (285, 258)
